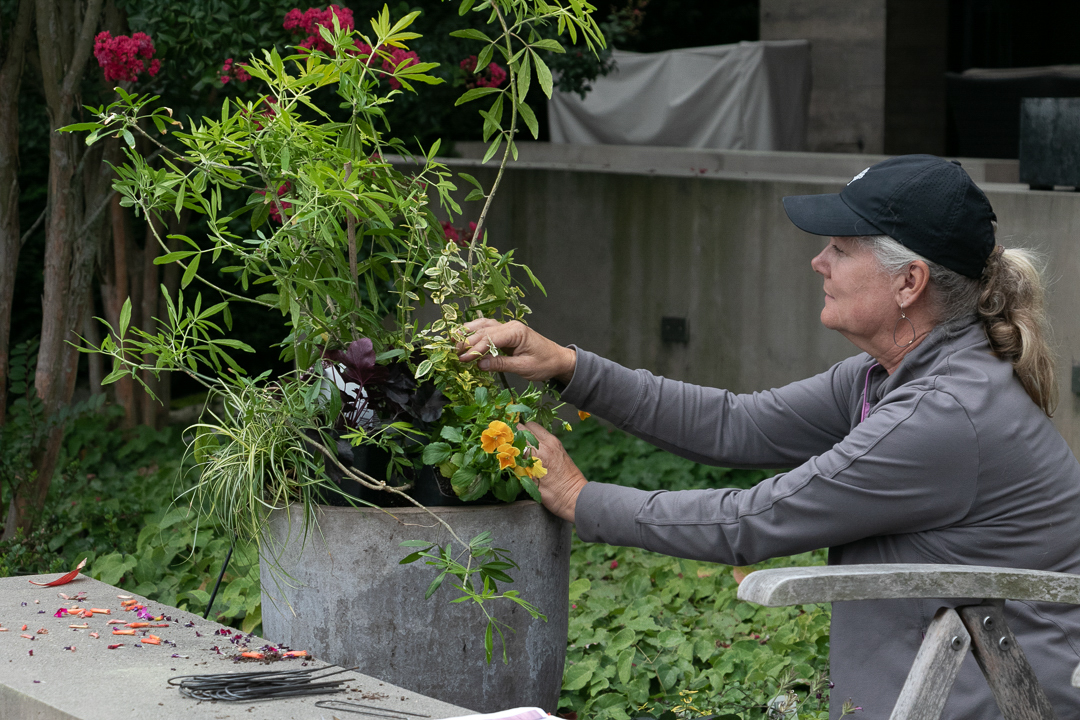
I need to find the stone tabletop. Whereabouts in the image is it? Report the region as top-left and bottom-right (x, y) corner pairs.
(0, 573), (472, 720)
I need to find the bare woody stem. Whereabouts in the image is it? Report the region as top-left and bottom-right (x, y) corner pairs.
(466, 4), (518, 287)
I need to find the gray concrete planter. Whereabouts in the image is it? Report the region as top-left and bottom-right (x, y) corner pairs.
(259, 501), (571, 712)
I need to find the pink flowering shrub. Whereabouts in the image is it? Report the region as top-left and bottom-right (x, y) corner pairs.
(284, 6), (418, 87)
(93, 31), (161, 83)
(460, 56), (507, 89)
(220, 58), (252, 85)
(257, 181), (293, 223)
(441, 220), (477, 248)
(383, 48), (419, 89)
(283, 4), (355, 54)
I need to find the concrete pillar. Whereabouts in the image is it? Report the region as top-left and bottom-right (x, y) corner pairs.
(760, 0), (887, 154)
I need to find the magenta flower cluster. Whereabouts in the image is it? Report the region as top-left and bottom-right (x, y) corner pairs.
(93, 31), (161, 83)
(220, 58), (252, 85)
(441, 220), (477, 248)
(381, 47), (420, 89)
(283, 4), (355, 54)
(460, 56), (507, 88)
(258, 181), (293, 223)
(283, 6), (419, 88)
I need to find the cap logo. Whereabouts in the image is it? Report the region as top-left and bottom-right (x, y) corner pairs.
(847, 167), (869, 185)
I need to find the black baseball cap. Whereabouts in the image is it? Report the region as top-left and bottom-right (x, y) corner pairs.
(782, 154), (997, 278)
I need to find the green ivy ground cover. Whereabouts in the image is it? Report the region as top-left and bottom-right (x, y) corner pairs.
(559, 420), (836, 719)
(562, 541), (833, 720)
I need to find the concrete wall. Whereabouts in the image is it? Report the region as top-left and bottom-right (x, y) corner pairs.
(760, 0), (887, 154)
(433, 146), (1080, 456)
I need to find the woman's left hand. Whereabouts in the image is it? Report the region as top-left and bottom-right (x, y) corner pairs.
(521, 421), (587, 524)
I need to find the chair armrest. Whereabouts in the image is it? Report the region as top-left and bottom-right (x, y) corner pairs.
(736, 564), (1080, 607)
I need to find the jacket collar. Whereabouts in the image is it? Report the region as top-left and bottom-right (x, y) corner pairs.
(872, 318), (985, 401)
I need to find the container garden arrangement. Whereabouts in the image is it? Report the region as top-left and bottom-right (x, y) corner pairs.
(65, 1), (604, 710)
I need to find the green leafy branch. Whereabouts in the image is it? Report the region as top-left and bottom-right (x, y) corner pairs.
(400, 530), (546, 664)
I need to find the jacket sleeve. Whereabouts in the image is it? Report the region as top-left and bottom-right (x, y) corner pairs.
(562, 347), (863, 468)
(573, 384), (981, 565)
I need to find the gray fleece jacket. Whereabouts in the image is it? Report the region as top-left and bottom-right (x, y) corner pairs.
(565, 319), (1080, 719)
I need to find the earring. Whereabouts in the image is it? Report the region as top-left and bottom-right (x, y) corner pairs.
(893, 304), (915, 348)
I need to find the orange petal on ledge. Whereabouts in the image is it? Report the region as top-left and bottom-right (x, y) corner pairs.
(28, 558), (87, 587)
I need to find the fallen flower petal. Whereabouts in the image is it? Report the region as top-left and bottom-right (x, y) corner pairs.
(142, 634), (162, 645)
(112, 629), (136, 635)
(107, 644), (123, 649)
(28, 558), (87, 587)
(64, 646), (76, 652)
(68, 624), (89, 629)
(53, 608), (67, 617)
(126, 622), (150, 628)
(89, 632), (99, 638)
(283, 650), (307, 658)
(241, 652), (263, 659)
(36, 627), (48, 634)
(21, 634), (34, 639)
(152, 623), (169, 628)
(0, 627), (7, 632)
(21, 624), (27, 631)
(117, 595), (132, 599)
(106, 620), (125, 625)
(80, 610), (93, 618)
(89, 608), (110, 615)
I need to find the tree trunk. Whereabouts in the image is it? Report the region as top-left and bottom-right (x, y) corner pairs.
(104, 191), (137, 427)
(0, 0), (36, 429)
(83, 285), (103, 392)
(139, 213), (162, 427)
(3, 0), (106, 541)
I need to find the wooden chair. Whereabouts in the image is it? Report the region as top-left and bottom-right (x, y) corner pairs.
(736, 564), (1080, 720)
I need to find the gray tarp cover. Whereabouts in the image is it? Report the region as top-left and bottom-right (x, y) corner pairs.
(548, 40), (811, 151)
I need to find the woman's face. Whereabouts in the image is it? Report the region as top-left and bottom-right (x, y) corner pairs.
(810, 237), (902, 353)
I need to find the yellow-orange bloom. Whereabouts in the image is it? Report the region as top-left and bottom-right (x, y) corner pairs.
(496, 442), (520, 470)
(529, 459), (548, 479)
(481, 421), (514, 453)
(578, 411), (591, 421)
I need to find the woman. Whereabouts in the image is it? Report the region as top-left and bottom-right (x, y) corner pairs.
(457, 155), (1080, 719)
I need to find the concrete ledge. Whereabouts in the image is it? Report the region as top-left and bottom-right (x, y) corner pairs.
(449, 141), (1020, 184)
(0, 574), (470, 720)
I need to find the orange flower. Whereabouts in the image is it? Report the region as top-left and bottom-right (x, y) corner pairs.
(496, 442), (520, 469)
(578, 411), (591, 421)
(481, 420), (514, 453)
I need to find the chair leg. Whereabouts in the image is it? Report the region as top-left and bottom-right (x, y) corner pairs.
(957, 601), (1058, 720)
(889, 607), (971, 720)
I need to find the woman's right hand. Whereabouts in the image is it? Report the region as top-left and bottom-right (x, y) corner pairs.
(456, 319), (576, 384)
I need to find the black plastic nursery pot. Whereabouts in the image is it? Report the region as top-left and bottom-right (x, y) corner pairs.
(316, 440), (508, 508)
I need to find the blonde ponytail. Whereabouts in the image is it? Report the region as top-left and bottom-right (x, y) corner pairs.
(978, 248), (1057, 416)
